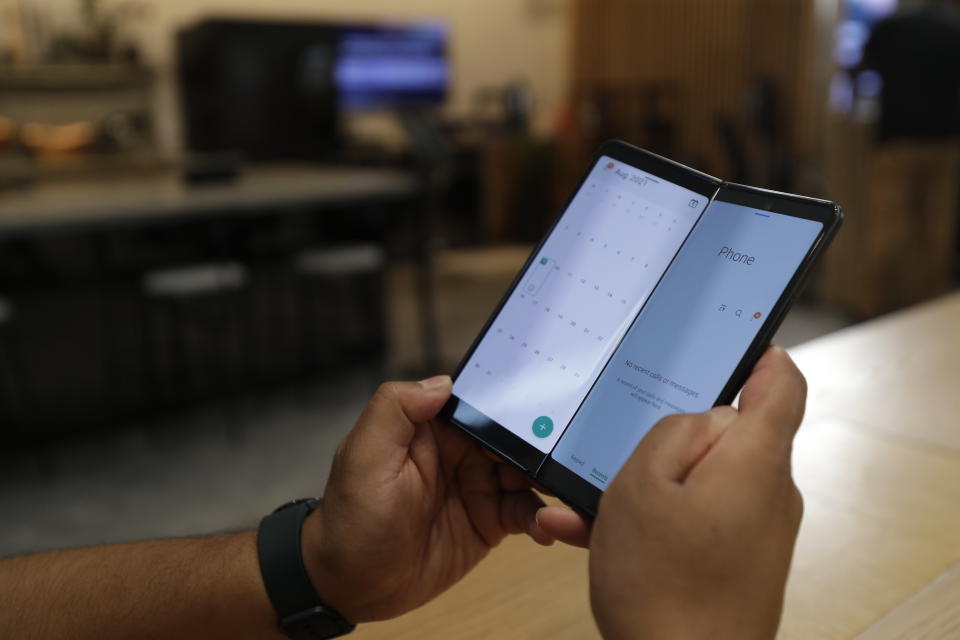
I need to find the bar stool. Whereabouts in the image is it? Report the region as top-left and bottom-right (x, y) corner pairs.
(291, 244), (387, 375)
(140, 262), (249, 409)
(0, 296), (28, 439)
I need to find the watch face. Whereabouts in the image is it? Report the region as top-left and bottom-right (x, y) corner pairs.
(282, 606), (355, 639)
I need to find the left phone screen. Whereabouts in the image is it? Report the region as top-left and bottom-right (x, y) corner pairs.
(452, 155), (712, 453)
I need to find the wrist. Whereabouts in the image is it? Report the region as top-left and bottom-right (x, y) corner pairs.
(258, 500), (357, 638)
(231, 531), (289, 639)
(300, 508), (364, 625)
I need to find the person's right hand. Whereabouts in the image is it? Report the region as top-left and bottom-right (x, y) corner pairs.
(589, 346), (806, 640)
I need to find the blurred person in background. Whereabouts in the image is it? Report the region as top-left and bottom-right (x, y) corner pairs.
(0, 347), (805, 640)
(862, 0), (960, 142)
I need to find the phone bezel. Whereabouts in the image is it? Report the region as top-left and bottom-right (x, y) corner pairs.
(709, 183), (843, 406)
(440, 140), (722, 473)
(536, 181), (844, 516)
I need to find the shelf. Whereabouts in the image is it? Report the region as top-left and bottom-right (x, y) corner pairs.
(0, 64), (154, 92)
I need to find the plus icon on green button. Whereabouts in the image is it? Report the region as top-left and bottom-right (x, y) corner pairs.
(531, 416), (554, 438)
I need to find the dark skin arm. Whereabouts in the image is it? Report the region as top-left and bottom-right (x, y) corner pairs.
(0, 376), (583, 639)
(0, 532), (279, 640)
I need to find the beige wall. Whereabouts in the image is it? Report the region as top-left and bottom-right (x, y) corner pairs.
(40, 0), (571, 153)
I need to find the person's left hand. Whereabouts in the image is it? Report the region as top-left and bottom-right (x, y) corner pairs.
(300, 376), (585, 624)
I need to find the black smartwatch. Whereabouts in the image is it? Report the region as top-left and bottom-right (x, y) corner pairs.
(257, 498), (355, 639)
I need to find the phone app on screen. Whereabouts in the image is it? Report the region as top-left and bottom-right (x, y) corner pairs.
(550, 200), (823, 488)
(452, 156), (711, 452)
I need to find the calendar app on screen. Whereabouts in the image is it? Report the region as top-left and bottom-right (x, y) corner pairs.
(452, 156), (710, 452)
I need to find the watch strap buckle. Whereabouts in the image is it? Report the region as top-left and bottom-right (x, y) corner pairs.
(281, 606), (356, 639)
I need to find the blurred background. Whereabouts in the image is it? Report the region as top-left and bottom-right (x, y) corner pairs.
(0, 0), (957, 555)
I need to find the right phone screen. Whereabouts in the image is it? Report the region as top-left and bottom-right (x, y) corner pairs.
(549, 199), (823, 489)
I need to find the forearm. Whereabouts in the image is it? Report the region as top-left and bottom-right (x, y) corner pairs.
(0, 531), (283, 640)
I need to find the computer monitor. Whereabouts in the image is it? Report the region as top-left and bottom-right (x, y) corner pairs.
(178, 19), (450, 160)
(334, 23), (449, 111)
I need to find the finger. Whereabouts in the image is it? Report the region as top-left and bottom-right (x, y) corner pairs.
(499, 490), (554, 546)
(482, 447), (509, 464)
(458, 447), (548, 546)
(349, 376), (452, 461)
(498, 463), (534, 493)
(532, 482), (556, 498)
(736, 346), (807, 446)
(536, 505), (591, 548)
(630, 406), (737, 483)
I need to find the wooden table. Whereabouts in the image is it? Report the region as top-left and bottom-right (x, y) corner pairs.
(355, 292), (960, 639)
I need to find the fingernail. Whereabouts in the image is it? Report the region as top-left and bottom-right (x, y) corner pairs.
(419, 375), (452, 391)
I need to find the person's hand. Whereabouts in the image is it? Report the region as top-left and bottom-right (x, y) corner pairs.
(300, 375), (584, 623)
(589, 346), (806, 640)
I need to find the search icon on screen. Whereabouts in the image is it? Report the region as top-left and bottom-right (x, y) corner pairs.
(735, 309), (742, 318)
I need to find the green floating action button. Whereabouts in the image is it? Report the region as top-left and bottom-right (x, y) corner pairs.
(532, 415), (554, 438)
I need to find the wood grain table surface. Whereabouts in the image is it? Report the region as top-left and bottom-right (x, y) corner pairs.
(354, 292), (960, 640)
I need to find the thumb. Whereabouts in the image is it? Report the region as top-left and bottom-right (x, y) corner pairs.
(622, 406), (737, 484)
(735, 346), (807, 451)
(349, 375), (452, 458)
(536, 505), (591, 548)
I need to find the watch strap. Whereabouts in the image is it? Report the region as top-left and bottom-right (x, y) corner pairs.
(257, 498), (355, 639)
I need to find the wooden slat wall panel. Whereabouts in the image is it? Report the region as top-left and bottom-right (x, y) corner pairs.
(566, 0), (825, 184)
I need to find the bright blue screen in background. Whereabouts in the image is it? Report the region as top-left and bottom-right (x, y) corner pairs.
(335, 24), (449, 109)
